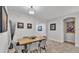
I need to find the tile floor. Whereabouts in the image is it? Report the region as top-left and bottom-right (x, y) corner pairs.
(46, 40), (79, 53)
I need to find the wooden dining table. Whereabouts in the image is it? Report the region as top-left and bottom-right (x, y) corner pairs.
(16, 36), (47, 53)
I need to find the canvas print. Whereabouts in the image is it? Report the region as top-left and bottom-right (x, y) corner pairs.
(50, 23), (56, 30)
(38, 26), (42, 31)
(27, 23), (32, 29)
(17, 22), (24, 28)
(66, 21), (75, 33)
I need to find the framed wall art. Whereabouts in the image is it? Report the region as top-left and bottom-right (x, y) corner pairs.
(66, 21), (75, 33)
(27, 23), (32, 29)
(64, 17), (75, 33)
(50, 23), (56, 30)
(38, 26), (42, 31)
(17, 22), (24, 28)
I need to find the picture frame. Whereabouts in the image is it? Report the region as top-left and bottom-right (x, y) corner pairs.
(17, 22), (24, 28)
(50, 23), (56, 30)
(64, 17), (75, 33)
(38, 26), (42, 31)
(27, 23), (32, 29)
(66, 21), (75, 33)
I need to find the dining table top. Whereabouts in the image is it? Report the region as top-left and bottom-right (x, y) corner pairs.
(16, 36), (47, 45)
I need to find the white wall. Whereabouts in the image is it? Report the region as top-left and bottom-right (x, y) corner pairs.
(47, 17), (64, 43)
(0, 32), (8, 52)
(47, 12), (79, 47)
(75, 14), (79, 47)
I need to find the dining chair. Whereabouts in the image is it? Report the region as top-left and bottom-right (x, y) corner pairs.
(39, 39), (47, 53)
(12, 41), (24, 53)
(27, 42), (40, 53)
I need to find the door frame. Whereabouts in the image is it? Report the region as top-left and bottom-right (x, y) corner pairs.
(63, 17), (75, 44)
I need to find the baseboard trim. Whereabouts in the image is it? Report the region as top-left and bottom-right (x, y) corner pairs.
(48, 38), (64, 43)
(64, 41), (75, 45)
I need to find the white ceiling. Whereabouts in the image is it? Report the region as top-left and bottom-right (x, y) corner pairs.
(7, 6), (79, 20)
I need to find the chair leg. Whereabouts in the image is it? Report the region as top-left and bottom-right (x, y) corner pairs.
(39, 47), (41, 53)
(44, 46), (47, 52)
(22, 49), (25, 53)
(40, 46), (47, 53)
(36, 49), (38, 53)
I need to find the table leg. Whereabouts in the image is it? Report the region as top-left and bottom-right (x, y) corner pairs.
(39, 41), (41, 53)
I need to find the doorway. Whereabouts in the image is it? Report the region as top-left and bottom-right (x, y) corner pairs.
(64, 17), (75, 45)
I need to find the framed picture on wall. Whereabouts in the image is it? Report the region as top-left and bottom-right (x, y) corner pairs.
(64, 17), (75, 33)
(50, 23), (56, 30)
(66, 21), (75, 33)
(38, 26), (42, 31)
(27, 23), (32, 29)
(17, 22), (24, 28)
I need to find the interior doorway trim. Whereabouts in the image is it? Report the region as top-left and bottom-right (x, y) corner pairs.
(64, 17), (75, 45)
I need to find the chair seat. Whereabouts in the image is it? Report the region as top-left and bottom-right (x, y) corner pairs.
(28, 42), (39, 53)
(12, 41), (24, 53)
(39, 39), (47, 52)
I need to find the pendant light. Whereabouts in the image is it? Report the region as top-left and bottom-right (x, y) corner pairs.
(29, 6), (35, 15)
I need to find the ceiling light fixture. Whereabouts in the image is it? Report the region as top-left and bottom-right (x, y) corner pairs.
(29, 6), (35, 15)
